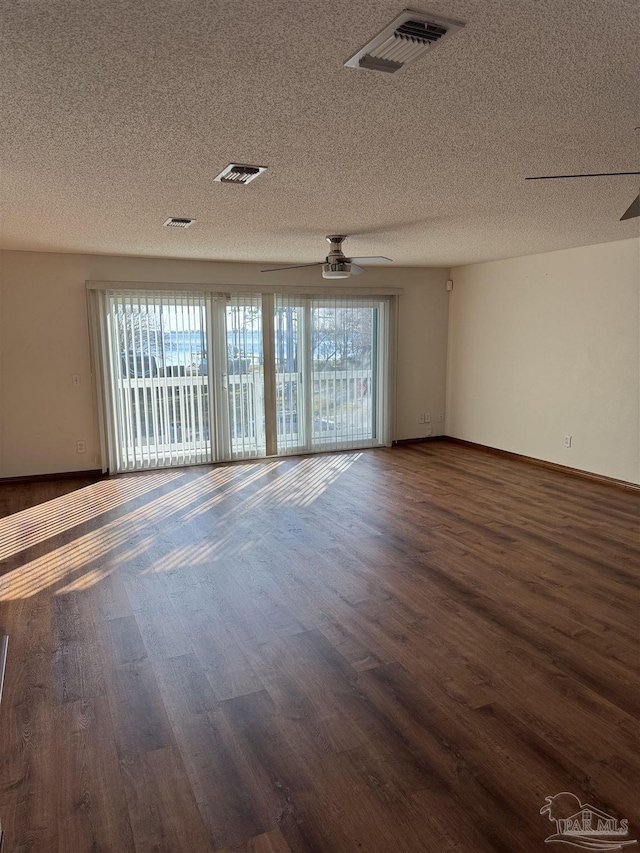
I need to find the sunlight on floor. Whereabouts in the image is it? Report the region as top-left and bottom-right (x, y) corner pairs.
(0, 468), (184, 562)
(0, 453), (363, 601)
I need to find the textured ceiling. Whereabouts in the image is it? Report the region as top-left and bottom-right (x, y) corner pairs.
(0, 0), (638, 267)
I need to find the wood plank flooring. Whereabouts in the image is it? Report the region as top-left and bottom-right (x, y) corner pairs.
(0, 441), (638, 852)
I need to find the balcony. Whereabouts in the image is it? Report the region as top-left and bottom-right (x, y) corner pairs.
(115, 367), (374, 466)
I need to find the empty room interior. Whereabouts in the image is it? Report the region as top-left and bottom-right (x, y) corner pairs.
(0, 1), (639, 851)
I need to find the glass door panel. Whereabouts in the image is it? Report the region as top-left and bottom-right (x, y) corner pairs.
(225, 297), (266, 458)
(274, 296), (387, 455)
(274, 299), (306, 455)
(310, 300), (378, 450)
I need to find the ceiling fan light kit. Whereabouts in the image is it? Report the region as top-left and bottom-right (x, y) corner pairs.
(322, 262), (352, 280)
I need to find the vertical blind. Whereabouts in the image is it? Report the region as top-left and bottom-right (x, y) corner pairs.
(225, 296), (265, 459)
(89, 288), (393, 473)
(103, 291), (213, 471)
(274, 295), (304, 455)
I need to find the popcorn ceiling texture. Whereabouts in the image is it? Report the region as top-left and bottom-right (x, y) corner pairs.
(0, 0), (638, 266)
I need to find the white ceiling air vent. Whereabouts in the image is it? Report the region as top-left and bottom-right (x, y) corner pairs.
(345, 9), (464, 73)
(163, 217), (196, 228)
(214, 164), (267, 184)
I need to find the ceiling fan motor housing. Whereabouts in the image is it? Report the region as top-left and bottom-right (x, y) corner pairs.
(322, 235), (351, 277)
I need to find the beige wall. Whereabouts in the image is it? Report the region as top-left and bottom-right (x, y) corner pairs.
(396, 273), (449, 441)
(0, 250), (450, 477)
(447, 238), (640, 484)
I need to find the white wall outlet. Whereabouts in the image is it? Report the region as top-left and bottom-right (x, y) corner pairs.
(418, 414), (425, 424)
(438, 411), (444, 423)
(72, 373), (81, 387)
(426, 426), (433, 436)
(564, 435), (572, 448)
(76, 440), (87, 454)
(424, 413), (431, 423)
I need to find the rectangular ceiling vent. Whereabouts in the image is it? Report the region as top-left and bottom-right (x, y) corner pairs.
(163, 217), (196, 228)
(214, 163), (267, 185)
(345, 8), (464, 73)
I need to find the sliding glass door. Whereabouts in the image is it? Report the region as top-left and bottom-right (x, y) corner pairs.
(273, 295), (389, 455)
(91, 289), (392, 472)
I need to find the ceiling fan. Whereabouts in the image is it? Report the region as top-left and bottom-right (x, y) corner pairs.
(261, 235), (392, 279)
(525, 171), (640, 220)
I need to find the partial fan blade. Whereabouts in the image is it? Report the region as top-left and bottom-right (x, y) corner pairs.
(620, 194), (640, 221)
(349, 255), (393, 262)
(261, 262), (323, 273)
(350, 263), (366, 275)
(526, 171), (640, 180)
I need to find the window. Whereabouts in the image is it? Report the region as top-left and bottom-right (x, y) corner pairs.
(89, 288), (393, 472)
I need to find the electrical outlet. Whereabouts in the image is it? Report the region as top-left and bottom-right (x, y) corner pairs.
(72, 373), (81, 387)
(418, 414), (425, 424)
(564, 434), (572, 448)
(76, 440), (87, 454)
(424, 413), (431, 423)
(438, 411), (444, 423)
(425, 426), (433, 437)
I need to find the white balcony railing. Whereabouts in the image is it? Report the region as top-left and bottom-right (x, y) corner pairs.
(115, 368), (374, 464)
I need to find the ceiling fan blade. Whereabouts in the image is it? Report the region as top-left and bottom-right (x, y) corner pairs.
(526, 171), (640, 180)
(350, 263), (366, 275)
(620, 194), (640, 221)
(261, 262), (323, 273)
(349, 255), (393, 262)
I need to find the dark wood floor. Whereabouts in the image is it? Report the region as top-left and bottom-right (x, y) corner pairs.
(0, 442), (638, 853)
